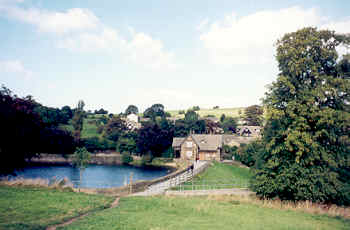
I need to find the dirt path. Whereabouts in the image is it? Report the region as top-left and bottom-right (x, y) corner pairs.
(46, 197), (120, 230)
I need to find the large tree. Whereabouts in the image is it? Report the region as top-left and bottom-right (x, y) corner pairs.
(136, 119), (174, 157)
(71, 100), (85, 142)
(251, 28), (350, 205)
(143, 104), (165, 120)
(125, 105), (139, 115)
(244, 105), (263, 126)
(103, 116), (127, 142)
(0, 86), (75, 175)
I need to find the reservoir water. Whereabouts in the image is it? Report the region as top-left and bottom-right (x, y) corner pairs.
(13, 164), (170, 188)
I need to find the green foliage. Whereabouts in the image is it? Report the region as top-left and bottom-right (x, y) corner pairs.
(121, 152), (133, 164)
(162, 147), (173, 158)
(0, 86), (75, 175)
(244, 105), (263, 126)
(178, 110), (185, 115)
(191, 105), (200, 111)
(221, 116), (237, 133)
(102, 116), (127, 142)
(117, 137), (137, 153)
(72, 147), (91, 170)
(143, 103), (165, 120)
(251, 27), (350, 205)
(125, 105), (139, 115)
(222, 145), (238, 160)
(71, 100), (85, 142)
(82, 137), (115, 152)
(94, 108), (108, 114)
(136, 119), (174, 157)
(235, 141), (264, 168)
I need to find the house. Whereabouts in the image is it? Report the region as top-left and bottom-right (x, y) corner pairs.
(172, 132), (261, 162)
(172, 135), (222, 161)
(127, 113), (139, 123)
(236, 126), (262, 137)
(124, 113), (141, 130)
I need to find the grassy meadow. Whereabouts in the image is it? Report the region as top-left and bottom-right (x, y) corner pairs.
(0, 186), (114, 230)
(59, 196), (350, 230)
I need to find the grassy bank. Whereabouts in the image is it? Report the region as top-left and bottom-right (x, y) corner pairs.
(60, 196), (350, 230)
(0, 186), (114, 230)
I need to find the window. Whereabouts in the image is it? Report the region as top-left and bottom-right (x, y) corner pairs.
(186, 141), (192, 147)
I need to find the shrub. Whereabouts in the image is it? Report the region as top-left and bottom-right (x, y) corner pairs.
(235, 141), (264, 167)
(162, 147), (173, 158)
(222, 145), (238, 160)
(121, 152), (133, 164)
(141, 152), (153, 166)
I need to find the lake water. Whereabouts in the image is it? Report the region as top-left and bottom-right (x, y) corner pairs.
(13, 164), (170, 188)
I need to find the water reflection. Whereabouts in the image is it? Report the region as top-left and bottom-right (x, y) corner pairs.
(14, 164), (169, 188)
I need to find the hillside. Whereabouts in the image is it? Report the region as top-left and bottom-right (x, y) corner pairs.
(167, 107), (245, 119)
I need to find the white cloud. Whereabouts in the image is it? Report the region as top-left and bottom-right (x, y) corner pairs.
(198, 6), (350, 66)
(0, 2), (176, 70)
(0, 60), (32, 78)
(0, 4), (99, 34)
(59, 27), (176, 70)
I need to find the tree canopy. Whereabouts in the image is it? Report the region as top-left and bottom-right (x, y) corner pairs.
(244, 105), (263, 126)
(251, 27), (350, 205)
(125, 105), (139, 115)
(0, 86), (75, 175)
(143, 104), (165, 120)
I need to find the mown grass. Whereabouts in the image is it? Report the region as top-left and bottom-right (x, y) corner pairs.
(0, 185), (114, 230)
(59, 196), (350, 230)
(167, 107), (245, 119)
(172, 161), (251, 190)
(59, 118), (101, 139)
(81, 118), (101, 138)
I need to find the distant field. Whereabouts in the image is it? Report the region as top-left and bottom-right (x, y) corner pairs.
(167, 107), (245, 118)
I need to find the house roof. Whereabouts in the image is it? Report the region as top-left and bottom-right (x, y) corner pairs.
(172, 137), (185, 148)
(222, 135), (254, 146)
(192, 134), (222, 151)
(236, 126), (262, 136)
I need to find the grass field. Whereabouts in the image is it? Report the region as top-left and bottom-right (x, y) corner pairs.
(174, 161), (252, 190)
(59, 117), (101, 139)
(60, 196), (350, 230)
(167, 107), (244, 119)
(0, 186), (114, 230)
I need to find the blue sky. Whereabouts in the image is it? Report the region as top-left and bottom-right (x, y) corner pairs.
(1, 0), (350, 113)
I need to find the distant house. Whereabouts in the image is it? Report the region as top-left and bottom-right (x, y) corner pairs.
(236, 126), (261, 137)
(172, 133), (259, 162)
(124, 113), (141, 130)
(127, 113), (138, 123)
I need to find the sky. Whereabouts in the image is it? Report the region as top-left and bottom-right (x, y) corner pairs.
(1, 0), (350, 113)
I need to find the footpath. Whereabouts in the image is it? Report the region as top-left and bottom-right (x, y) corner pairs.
(132, 161), (208, 196)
